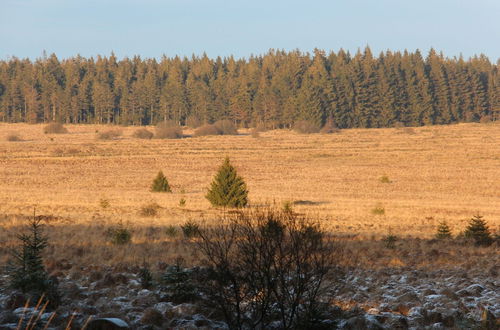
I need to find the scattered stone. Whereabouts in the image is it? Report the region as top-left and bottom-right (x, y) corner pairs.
(86, 318), (130, 330)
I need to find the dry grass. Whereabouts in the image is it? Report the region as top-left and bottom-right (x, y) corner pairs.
(0, 122), (498, 269)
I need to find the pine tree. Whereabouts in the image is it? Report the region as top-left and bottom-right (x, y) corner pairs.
(464, 215), (493, 246)
(435, 221), (452, 239)
(206, 157), (248, 208)
(151, 171), (171, 192)
(8, 209), (59, 305)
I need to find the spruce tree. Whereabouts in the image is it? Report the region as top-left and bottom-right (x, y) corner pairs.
(206, 157), (248, 208)
(435, 221), (452, 239)
(464, 215), (493, 246)
(9, 209), (59, 305)
(151, 170), (171, 192)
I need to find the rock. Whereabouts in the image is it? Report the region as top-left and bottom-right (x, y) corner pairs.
(367, 308), (380, 315)
(424, 311), (442, 325)
(0, 311), (17, 324)
(343, 315), (383, 329)
(59, 281), (82, 299)
(395, 291), (420, 306)
(140, 308), (164, 326)
(439, 288), (458, 300)
(86, 318), (130, 330)
(386, 315), (409, 329)
(4, 292), (26, 310)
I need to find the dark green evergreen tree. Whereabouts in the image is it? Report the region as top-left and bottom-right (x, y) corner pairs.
(464, 215), (493, 246)
(435, 221), (452, 239)
(151, 170), (171, 192)
(206, 157), (248, 208)
(8, 209), (59, 305)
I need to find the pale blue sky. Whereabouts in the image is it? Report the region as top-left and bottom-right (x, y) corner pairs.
(1, 0), (499, 61)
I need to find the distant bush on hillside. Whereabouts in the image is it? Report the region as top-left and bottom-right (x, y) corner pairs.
(97, 129), (122, 140)
(194, 124), (221, 137)
(320, 118), (340, 134)
(214, 120), (238, 135)
(294, 120), (321, 134)
(6, 134), (23, 141)
(186, 115), (203, 128)
(156, 121), (183, 139)
(44, 122), (68, 134)
(133, 128), (154, 139)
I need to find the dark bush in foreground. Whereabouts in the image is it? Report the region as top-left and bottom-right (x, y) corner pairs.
(107, 222), (132, 245)
(44, 122), (68, 134)
(294, 120), (321, 134)
(133, 128), (154, 139)
(194, 124), (221, 136)
(197, 208), (337, 329)
(97, 129), (122, 140)
(156, 121), (183, 139)
(214, 120), (238, 135)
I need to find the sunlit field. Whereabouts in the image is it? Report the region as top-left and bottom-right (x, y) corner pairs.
(0, 122), (498, 269)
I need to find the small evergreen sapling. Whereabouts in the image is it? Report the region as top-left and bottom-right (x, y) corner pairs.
(151, 171), (171, 192)
(435, 221), (452, 239)
(206, 157), (248, 208)
(464, 215), (493, 246)
(8, 209), (59, 305)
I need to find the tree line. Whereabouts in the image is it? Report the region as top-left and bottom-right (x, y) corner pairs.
(0, 47), (499, 128)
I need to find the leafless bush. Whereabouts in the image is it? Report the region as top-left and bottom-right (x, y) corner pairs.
(214, 120), (238, 135)
(156, 121), (183, 139)
(293, 120), (321, 134)
(133, 128), (154, 139)
(320, 118), (340, 134)
(6, 134), (23, 141)
(186, 115), (203, 128)
(196, 208), (338, 329)
(97, 129), (123, 140)
(194, 124), (221, 137)
(43, 122), (68, 134)
(139, 202), (161, 217)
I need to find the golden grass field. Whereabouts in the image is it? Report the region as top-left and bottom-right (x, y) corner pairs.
(0, 122), (498, 270)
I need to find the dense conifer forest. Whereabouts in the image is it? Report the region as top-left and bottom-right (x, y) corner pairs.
(0, 47), (499, 128)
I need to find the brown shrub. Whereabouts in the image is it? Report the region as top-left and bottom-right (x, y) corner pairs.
(156, 126), (183, 139)
(186, 115), (203, 128)
(6, 134), (23, 141)
(97, 129), (123, 140)
(156, 122), (183, 139)
(133, 128), (154, 139)
(320, 118), (340, 134)
(214, 120), (238, 135)
(139, 202), (161, 217)
(44, 122), (68, 134)
(194, 124), (222, 137)
(293, 120), (321, 134)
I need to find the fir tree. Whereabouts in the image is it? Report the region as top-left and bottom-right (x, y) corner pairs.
(8, 209), (59, 305)
(206, 157), (248, 208)
(151, 170), (171, 192)
(464, 215), (493, 246)
(435, 221), (452, 239)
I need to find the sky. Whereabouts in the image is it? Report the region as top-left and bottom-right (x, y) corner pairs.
(1, 0), (499, 61)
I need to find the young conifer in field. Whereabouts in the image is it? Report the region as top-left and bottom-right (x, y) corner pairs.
(464, 215), (493, 246)
(8, 209), (60, 305)
(435, 221), (452, 239)
(206, 157), (248, 208)
(151, 171), (171, 192)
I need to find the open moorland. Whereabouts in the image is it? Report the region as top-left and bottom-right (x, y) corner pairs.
(0, 122), (499, 329)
